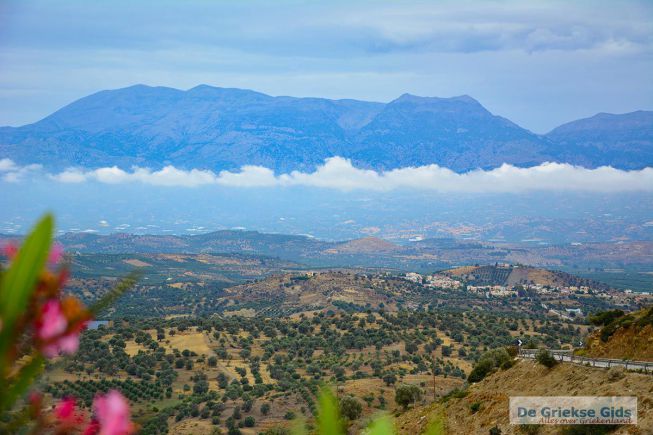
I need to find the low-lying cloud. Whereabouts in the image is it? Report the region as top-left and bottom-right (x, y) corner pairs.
(3, 157), (653, 193)
(0, 158), (42, 182)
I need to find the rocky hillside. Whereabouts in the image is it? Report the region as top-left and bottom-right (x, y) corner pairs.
(583, 307), (653, 361)
(222, 271), (412, 315)
(396, 360), (653, 434)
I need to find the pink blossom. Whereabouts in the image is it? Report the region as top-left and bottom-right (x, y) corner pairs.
(58, 332), (80, 354)
(37, 299), (67, 341)
(83, 420), (100, 435)
(36, 299), (84, 358)
(48, 242), (64, 265)
(54, 397), (76, 422)
(1, 241), (18, 259)
(93, 390), (134, 435)
(41, 331), (81, 358)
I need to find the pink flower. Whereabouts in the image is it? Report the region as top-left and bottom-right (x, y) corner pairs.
(58, 332), (80, 354)
(48, 242), (64, 265)
(93, 390), (134, 435)
(37, 299), (84, 358)
(41, 331), (81, 358)
(83, 420), (100, 435)
(54, 397), (76, 421)
(38, 299), (67, 341)
(1, 241), (18, 259)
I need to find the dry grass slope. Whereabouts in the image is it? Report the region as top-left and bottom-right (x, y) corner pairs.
(396, 360), (653, 434)
(584, 307), (653, 361)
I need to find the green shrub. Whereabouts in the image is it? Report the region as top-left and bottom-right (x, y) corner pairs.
(470, 402), (481, 413)
(535, 349), (557, 368)
(441, 388), (468, 403)
(468, 348), (512, 382)
(588, 310), (624, 326)
(395, 384), (422, 410)
(339, 395), (362, 421)
(636, 306), (653, 328)
(598, 313), (638, 342)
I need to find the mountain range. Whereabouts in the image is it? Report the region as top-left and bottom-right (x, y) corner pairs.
(0, 84), (651, 172)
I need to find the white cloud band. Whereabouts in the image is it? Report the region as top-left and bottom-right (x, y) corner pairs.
(3, 157), (653, 193)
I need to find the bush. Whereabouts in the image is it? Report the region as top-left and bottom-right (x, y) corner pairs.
(243, 416), (255, 427)
(588, 310), (624, 326)
(441, 388), (468, 403)
(339, 396), (362, 421)
(470, 402), (481, 413)
(468, 359), (494, 383)
(636, 306), (653, 328)
(382, 373), (397, 386)
(607, 367), (625, 382)
(599, 314), (635, 342)
(468, 348), (512, 383)
(535, 349), (557, 368)
(395, 384), (422, 410)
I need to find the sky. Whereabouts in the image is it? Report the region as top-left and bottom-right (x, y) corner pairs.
(0, 0), (652, 133)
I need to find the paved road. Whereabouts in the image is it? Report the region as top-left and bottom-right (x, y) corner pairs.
(519, 349), (652, 373)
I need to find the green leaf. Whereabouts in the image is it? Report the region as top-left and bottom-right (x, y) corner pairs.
(366, 414), (394, 435)
(1, 354), (44, 411)
(88, 271), (140, 316)
(0, 214), (53, 380)
(424, 409), (446, 435)
(0, 214), (53, 330)
(317, 387), (342, 435)
(289, 415), (308, 435)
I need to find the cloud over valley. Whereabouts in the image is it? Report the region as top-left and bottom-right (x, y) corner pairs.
(2, 157), (653, 193)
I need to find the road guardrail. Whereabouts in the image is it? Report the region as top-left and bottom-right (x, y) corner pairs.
(518, 348), (652, 373)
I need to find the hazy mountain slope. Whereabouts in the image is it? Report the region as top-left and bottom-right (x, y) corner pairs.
(0, 84), (384, 172)
(546, 110), (653, 169)
(56, 230), (330, 259)
(351, 94), (553, 171)
(4, 85), (649, 172)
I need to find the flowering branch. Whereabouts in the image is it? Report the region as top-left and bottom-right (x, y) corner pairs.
(0, 214), (137, 434)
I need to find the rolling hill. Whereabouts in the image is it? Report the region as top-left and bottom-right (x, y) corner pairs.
(442, 263), (611, 290)
(1, 84), (651, 172)
(4, 230), (650, 271)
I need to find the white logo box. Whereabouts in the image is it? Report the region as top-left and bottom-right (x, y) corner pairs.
(509, 396), (637, 425)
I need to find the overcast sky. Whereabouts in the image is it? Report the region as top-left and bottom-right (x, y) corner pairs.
(0, 0), (651, 132)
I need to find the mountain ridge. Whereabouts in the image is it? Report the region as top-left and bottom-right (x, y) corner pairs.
(1, 84), (651, 172)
